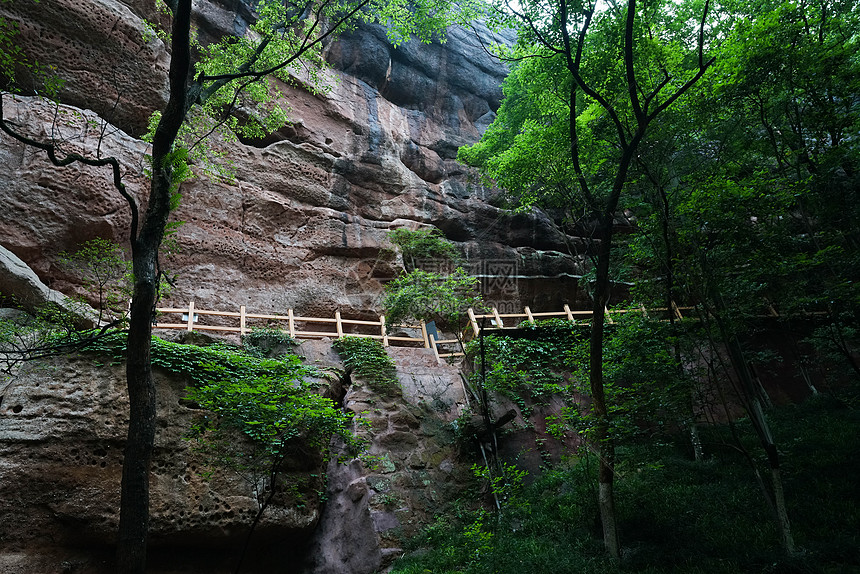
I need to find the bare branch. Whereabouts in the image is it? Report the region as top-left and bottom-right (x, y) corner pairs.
(0, 94), (140, 242)
(498, 0), (563, 55)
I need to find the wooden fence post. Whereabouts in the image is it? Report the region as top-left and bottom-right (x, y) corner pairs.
(429, 333), (441, 365)
(468, 308), (480, 337)
(335, 310), (344, 338)
(564, 303), (574, 322)
(524, 306), (535, 325)
(240, 305), (247, 336)
(420, 321), (429, 348)
(288, 308), (295, 337)
(380, 315), (389, 347)
(492, 307), (504, 328)
(605, 306), (614, 324)
(185, 301), (195, 332)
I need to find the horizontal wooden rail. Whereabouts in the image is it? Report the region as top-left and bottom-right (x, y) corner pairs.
(154, 301), (710, 363)
(154, 302), (429, 349)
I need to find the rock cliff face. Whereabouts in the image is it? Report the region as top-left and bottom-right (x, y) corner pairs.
(0, 2), (585, 572)
(0, 0), (586, 318)
(0, 336), (487, 574)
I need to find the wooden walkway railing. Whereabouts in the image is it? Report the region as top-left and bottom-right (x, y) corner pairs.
(430, 303), (694, 362)
(154, 302), (430, 348)
(154, 302), (695, 364)
(155, 301), (823, 364)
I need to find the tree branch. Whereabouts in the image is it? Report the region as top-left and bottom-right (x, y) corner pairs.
(200, 0), (369, 85)
(646, 0), (715, 122)
(625, 0), (645, 126)
(560, 0), (629, 149)
(0, 94), (139, 241)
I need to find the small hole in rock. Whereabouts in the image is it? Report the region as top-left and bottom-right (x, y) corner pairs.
(12, 405), (23, 414)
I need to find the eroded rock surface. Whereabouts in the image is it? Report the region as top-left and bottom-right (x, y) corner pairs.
(0, 354), (325, 573)
(0, 244), (97, 328)
(0, 2), (590, 572)
(300, 342), (471, 573)
(0, 0), (169, 135)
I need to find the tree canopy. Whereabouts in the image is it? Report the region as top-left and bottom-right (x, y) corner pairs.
(459, 0), (859, 561)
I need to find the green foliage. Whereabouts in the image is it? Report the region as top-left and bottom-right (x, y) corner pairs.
(139, 0), (484, 191)
(59, 237), (132, 324)
(164, 146), (192, 208)
(77, 331), (304, 385)
(242, 327), (297, 359)
(568, 311), (694, 443)
(0, 296), (94, 374)
(387, 227), (461, 269)
(0, 7), (23, 86)
(185, 367), (358, 464)
(469, 319), (577, 397)
(472, 462), (528, 506)
(0, 0), (62, 98)
(384, 268), (484, 333)
(393, 399), (860, 574)
(332, 336), (399, 394)
(469, 315), (692, 443)
(76, 331), (359, 493)
(460, 0), (715, 217)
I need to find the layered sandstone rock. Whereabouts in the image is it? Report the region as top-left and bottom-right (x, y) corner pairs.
(0, 4), (588, 571)
(0, 0), (586, 320)
(0, 0), (169, 134)
(0, 333), (483, 574)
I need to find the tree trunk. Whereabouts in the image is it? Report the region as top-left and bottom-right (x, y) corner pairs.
(116, 255), (158, 574)
(115, 4), (192, 569)
(770, 465), (796, 556)
(589, 214), (620, 561)
(721, 319), (796, 556)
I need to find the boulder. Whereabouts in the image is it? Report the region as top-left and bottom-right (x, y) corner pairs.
(0, 244), (96, 329)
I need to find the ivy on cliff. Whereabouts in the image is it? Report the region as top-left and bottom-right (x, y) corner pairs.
(332, 335), (399, 395)
(78, 332), (358, 458)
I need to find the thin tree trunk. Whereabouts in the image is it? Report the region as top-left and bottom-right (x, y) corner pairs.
(234, 459), (284, 574)
(689, 424), (704, 461)
(116, 3), (192, 571)
(717, 309), (797, 556)
(116, 260), (158, 574)
(770, 465), (796, 555)
(589, 214), (620, 561)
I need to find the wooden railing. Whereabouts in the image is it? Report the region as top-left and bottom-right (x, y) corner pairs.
(154, 302), (696, 364)
(466, 302), (700, 335)
(430, 303), (695, 362)
(154, 302), (429, 348)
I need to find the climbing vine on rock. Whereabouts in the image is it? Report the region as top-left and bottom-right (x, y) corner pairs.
(387, 227), (462, 270)
(333, 335), (399, 395)
(77, 332), (358, 463)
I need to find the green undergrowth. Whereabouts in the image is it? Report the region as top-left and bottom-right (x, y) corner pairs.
(392, 397), (860, 574)
(78, 330), (310, 385)
(466, 319), (578, 416)
(78, 330), (360, 462)
(332, 336), (400, 395)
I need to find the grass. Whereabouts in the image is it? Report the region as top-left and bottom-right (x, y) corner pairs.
(391, 395), (860, 574)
